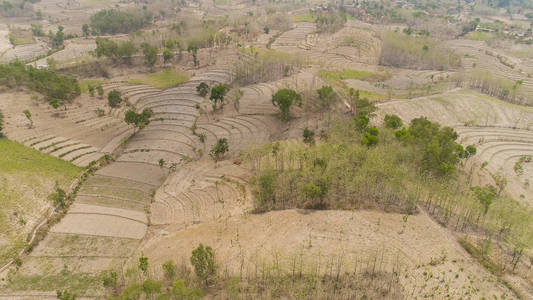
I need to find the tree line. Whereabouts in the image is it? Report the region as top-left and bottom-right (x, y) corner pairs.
(0, 61), (80, 100)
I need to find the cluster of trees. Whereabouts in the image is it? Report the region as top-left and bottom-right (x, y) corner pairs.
(209, 84), (229, 110)
(0, 61), (80, 100)
(395, 117), (476, 176)
(247, 113), (475, 213)
(89, 9), (152, 34)
(457, 70), (532, 105)
(234, 49), (301, 86)
(97, 242), (401, 299)
(94, 38), (163, 68)
(94, 38), (137, 64)
(125, 108), (153, 133)
(380, 31), (461, 70)
(315, 10), (347, 33)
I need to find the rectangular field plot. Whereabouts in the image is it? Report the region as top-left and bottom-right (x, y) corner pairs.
(30, 232), (140, 258)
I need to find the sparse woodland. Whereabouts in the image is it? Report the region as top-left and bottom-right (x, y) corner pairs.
(1, 0), (533, 298)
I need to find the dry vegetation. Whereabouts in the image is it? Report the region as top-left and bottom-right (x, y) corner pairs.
(1, 0), (533, 298)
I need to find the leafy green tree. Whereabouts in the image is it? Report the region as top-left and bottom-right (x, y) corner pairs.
(142, 279), (161, 298)
(142, 43), (158, 68)
(361, 126), (379, 147)
(316, 85), (336, 111)
(187, 44), (199, 67)
(471, 185), (497, 217)
(190, 244), (216, 285)
(303, 128), (315, 144)
(107, 90), (122, 107)
(264, 26), (270, 34)
(210, 138), (229, 161)
(272, 88), (302, 121)
(301, 179), (328, 208)
(117, 41), (137, 64)
(399, 117), (465, 176)
(209, 84), (229, 110)
(163, 49), (173, 63)
(162, 260), (176, 281)
(119, 283), (142, 299)
(49, 186), (66, 209)
(96, 84), (104, 98)
(354, 114), (369, 132)
(384, 114), (403, 129)
(196, 82), (209, 97)
(465, 145), (477, 157)
(88, 84), (95, 97)
(52, 26), (64, 47)
(23, 109), (32, 128)
(125, 108), (153, 133)
(82, 24), (90, 37)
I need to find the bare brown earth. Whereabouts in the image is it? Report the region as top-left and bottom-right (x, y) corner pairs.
(140, 208), (516, 299)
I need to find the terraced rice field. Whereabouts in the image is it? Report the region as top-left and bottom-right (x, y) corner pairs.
(151, 160), (252, 227)
(0, 41), (49, 63)
(447, 39), (533, 101)
(0, 92), (132, 167)
(3, 51), (282, 294)
(378, 89), (533, 206)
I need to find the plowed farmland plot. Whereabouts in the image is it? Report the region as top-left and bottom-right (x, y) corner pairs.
(378, 89), (533, 206)
(140, 209), (516, 299)
(2, 60), (247, 295)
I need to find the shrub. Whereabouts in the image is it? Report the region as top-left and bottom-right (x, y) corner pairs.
(303, 128), (315, 144)
(210, 138), (229, 161)
(384, 114), (403, 129)
(196, 82), (209, 97)
(125, 108), (153, 132)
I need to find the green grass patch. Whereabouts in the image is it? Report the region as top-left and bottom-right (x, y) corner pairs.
(0, 139), (81, 175)
(128, 69), (189, 89)
(8, 271), (103, 295)
(8, 30), (34, 46)
(0, 139), (81, 265)
(318, 69), (391, 83)
(291, 13), (315, 22)
(318, 69), (387, 101)
(465, 31), (492, 41)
